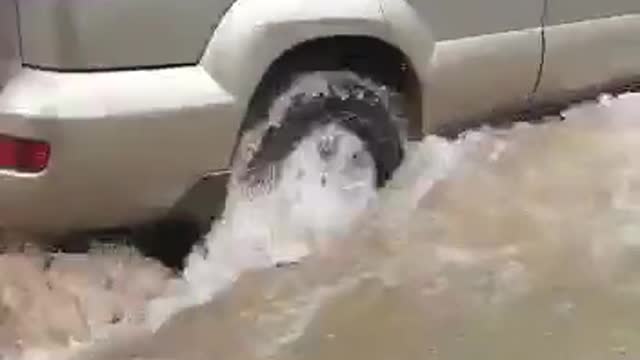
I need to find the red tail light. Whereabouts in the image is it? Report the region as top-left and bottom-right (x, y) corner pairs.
(0, 136), (50, 173)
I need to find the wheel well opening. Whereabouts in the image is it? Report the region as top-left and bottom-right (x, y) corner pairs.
(241, 36), (423, 140)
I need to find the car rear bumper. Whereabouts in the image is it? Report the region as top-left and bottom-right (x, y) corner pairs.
(0, 66), (238, 233)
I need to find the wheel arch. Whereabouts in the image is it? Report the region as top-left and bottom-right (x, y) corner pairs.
(199, 0), (434, 141)
(173, 0), (434, 231)
(239, 36), (425, 141)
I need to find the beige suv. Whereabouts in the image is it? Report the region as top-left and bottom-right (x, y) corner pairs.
(0, 0), (638, 241)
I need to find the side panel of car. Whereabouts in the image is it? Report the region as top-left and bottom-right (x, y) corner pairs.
(421, 0), (640, 133)
(537, 0), (640, 102)
(416, 0), (543, 131)
(405, 0), (542, 41)
(546, 0), (639, 26)
(425, 29), (544, 132)
(0, 0), (20, 90)
(17, 0), (236, 69)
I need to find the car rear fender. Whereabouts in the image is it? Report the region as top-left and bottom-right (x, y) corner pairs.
(199, 0), (434, 116)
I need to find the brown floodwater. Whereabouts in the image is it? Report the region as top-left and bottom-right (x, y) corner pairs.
(4, 93), (640, 360)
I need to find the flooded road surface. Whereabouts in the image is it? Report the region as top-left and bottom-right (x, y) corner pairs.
(6, 92), (640, 360)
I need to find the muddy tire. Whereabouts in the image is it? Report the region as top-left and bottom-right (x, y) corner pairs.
(231, 71), (408, 196)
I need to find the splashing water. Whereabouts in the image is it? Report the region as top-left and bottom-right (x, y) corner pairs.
(122, 91), (640, 360)
(146, 122), (381, 330)
(6, 92), (640, 360)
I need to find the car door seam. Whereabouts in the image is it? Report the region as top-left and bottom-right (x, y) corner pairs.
(12, 0), (24, 61)
(529, 0), (549, 100)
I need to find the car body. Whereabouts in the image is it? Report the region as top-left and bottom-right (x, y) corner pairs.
(0, 0), (638, 240)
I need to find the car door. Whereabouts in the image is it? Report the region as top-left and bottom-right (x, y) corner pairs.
(17, 0), (237, 69)
(547, 0), (638, 25)
(407, 0), (543, 41)
(536, 0), (640, 102)
(413, 0), (545, 132)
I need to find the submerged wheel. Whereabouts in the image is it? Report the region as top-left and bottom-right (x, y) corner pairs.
(231, 71), (408, 198)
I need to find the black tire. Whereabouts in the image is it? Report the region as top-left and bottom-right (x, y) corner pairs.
(231, 71), (408, 194)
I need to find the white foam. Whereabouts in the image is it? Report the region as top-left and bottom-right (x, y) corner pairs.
(147, 123), (380, 330)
